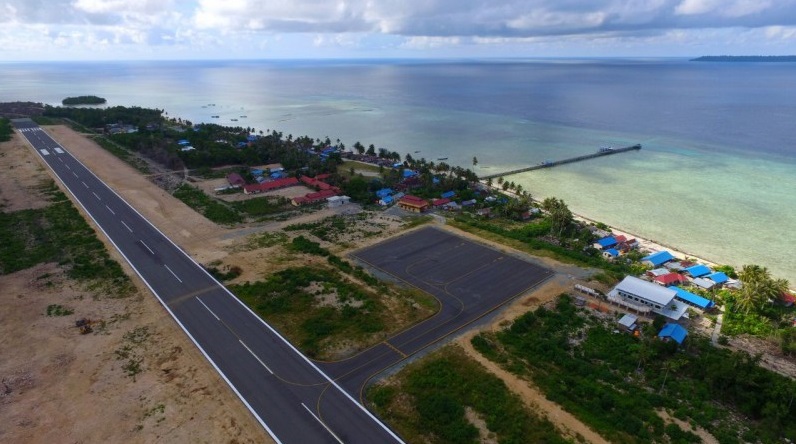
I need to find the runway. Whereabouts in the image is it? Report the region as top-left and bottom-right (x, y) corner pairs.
(12, 119), (402, 444)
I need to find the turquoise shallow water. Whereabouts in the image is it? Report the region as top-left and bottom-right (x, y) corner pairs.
(2, 59), (794, 283)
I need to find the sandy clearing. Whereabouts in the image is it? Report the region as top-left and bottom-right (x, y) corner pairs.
(0, 127), (269, 443)
(0, 132), (52, 211)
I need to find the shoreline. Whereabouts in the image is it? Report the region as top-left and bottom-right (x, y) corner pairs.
(480, 182), (721, 269)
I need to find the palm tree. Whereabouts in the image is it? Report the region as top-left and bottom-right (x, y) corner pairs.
(737, 265), (789, 313)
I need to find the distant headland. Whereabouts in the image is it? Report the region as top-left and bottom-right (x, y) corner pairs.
(691, 55), (796, 62)
(62, 95), (107, 105)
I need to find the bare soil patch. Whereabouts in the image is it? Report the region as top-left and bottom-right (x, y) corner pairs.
(0, 133), (52, 211)
(0, 129), (268, 443)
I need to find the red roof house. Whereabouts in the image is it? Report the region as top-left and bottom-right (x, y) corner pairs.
(654, 273), (689, 287)
(243, 177), (299, 194)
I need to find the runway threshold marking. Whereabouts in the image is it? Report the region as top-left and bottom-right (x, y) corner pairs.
(39, 149), (50, 156)
(301, 403), (344, 444)
(140, 240), (155, 255)
(121, 221), (133, 232)
(239, 340), (274, 374)
(382, 341), (407, 358)
(196, 297), (220, 321)
(164, 264), (183, 283)
(54, 147), (64, 154)
(105, 205), (115, 215)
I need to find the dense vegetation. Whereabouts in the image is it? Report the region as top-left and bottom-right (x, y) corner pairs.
(0, 182), (133, 295)
(473, 295), (796, 443)
(172, 184), (242, 225)
(368, 346), (569, 444)
(44, 105), (162, 129)
(62, 95), (107, 105)
(0, 117), (12, 142)
(230, 266), (386, 358)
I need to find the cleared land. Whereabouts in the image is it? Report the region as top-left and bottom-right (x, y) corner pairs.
(0, 129), (267, 443)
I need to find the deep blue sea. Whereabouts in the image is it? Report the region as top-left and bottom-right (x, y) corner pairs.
(2, 59), (795, 282)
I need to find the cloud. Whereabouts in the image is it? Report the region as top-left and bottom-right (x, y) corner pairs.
(1, 0), (796, 59)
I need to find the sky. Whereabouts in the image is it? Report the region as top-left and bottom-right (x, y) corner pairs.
(1, 0), (796, 61)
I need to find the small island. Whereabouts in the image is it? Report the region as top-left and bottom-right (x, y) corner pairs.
(691, 55), (796, 62)
(62, 95), (107, 106)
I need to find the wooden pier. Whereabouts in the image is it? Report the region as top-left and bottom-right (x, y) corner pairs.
(480, 144), (641, 180)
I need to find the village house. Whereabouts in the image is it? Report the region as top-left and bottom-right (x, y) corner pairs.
(642, 251), (676, 268)
(397, 195), (429, 213)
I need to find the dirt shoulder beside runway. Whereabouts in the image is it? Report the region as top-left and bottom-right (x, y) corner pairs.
(0, 129), (269, 443)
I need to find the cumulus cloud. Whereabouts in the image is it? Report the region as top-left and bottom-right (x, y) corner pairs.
(1, 0), (796, 59)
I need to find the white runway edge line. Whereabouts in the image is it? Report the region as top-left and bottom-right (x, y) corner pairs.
(164, 264), (183, 283)
(196, 297), (220, 321)
(121, 221), (133, 232)
(239, 340), (274, 374)
(140, 240), (155, 255)
(301, 403), (345, 444)
(32, 132), (402, 444)
(19, 131), (285, 444)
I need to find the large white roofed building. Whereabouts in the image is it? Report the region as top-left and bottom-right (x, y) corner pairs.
(608, 276), (687, 321)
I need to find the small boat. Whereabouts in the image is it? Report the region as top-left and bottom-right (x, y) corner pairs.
(240, 115), (247, 118)
(414, 150), (420, 153)
(231, 118), (238, 121)
(437, 157), (448, 161)
(211, 115), (220, 118)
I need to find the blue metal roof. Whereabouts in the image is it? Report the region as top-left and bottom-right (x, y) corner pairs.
(403, 169), (417, 178)
(685, 264), (711, 277)
(673, 287), (715, 309)
(596, 236), (618, 248)
(376, 188), (393, 198)
(604, 248), (619, 257)
(707, 272), (729, 284)
(642, 251), (675, 267)
(441, 191), (456, 199)
(658, 323), (688, 344)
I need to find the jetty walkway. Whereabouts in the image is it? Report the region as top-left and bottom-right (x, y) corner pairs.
(480, 144), (641, 180)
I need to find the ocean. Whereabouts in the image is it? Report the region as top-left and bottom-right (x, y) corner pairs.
(2, 59), (794, 283)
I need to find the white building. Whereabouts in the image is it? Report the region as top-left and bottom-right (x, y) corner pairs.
(608, 276), (687, 321)
(327, 195), (351, 208)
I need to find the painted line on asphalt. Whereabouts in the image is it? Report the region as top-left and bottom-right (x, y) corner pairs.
(57, 157), (63, 163)
(301, 403), (344, 444)
(196, 297), (220, 321)
(105, 205), (115, 215)
(82, 181), (88, 188)
(65, 163), (71, 169)
(72, 171), (78, 178)
(24, 122), (394, 444)
(140, 240), (155, 255)
(54, 147), (64, 154)
(92, 192), (101, 200)
(121, 221), (133, 232)
(164, 264), (183, 283)
(240, 340), (273, 374)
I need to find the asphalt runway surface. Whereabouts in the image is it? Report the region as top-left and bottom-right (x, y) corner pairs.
(323, 226), (554, 397)
(12, 119), (402, 444)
